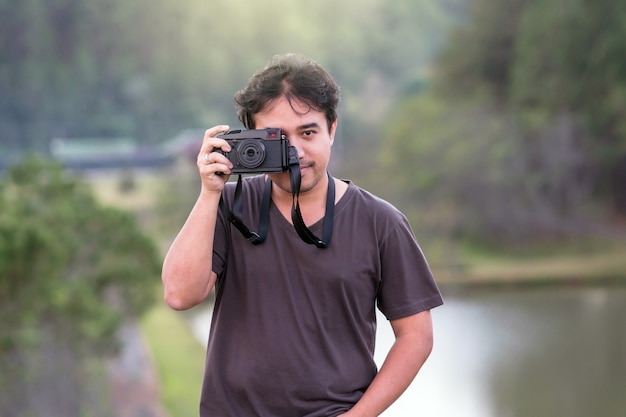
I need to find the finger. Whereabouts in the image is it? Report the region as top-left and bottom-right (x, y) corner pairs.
(202, 150), (230, 167)
(203, 125), (230, 140)
(199, 143), (233, 167)
(200, 156), (233, 183)
(203, 125), (230, 145)
(201, 125), (231, 154)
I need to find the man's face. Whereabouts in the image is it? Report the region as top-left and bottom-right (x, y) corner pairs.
(254, 95), (336, 195)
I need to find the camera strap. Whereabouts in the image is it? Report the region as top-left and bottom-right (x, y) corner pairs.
(218, 146), (334, 248)
(218, 175), (271, 245)
(288, 161), (334, 249)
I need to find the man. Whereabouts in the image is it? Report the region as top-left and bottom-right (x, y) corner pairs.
(162, 53), (443, 417)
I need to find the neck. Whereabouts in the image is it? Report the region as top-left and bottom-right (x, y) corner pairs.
(269, 172), (330, 226)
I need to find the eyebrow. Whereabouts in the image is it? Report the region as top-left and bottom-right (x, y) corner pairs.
(298, 122), (321, 131)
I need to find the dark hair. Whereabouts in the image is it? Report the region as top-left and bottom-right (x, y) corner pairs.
(234, 53), (340, 131)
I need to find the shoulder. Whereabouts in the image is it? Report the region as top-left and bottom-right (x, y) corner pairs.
(341, 180), (407, 222)
(337, 180), (413, 242)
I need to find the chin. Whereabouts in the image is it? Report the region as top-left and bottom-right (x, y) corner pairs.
(300, 174), (325, 194)
(268, 173), (293, 193)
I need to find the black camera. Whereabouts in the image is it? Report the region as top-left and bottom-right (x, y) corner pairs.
(216, 128), (290, 174)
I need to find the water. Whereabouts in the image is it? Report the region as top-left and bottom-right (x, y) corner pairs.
(187, 285), (626, 417)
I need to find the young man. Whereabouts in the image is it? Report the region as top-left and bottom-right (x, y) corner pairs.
(162, 53), (443, 417)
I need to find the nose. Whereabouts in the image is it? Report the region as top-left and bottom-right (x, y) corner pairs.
(296, 146), (305, 160)
(287, 138), (305, 159)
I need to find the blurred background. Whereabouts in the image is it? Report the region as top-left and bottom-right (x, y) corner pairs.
(1, 0), (625, 416)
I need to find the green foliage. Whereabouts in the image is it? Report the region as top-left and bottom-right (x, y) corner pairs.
(434, 0), (527, 101)
(0, 157), (159, 350)
(0, 157), (161, 416)
(509, 0), (626, 172)
(436, 0), (626, 149)
(408, 0), (626, 246)
(381, 92), (521, 243)
(0, 0), (462, 153)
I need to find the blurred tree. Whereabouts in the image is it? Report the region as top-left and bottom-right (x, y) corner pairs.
(382, 92), (600, 246)
(0, 0), (210, 150)
(510, 0), (626, 210)
(0, 157), (161, 417)
(0, 0), (462, 155)
(378, 0), (626, 248)
(433, 0), (626, 216)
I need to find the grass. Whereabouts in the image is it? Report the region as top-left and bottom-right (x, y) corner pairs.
(436, 239), (626, 287)
(140, 299), (206, 417)
(88, 169), (163, 210)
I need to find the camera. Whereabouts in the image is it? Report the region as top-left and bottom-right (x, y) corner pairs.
(216, 128), (290, 174)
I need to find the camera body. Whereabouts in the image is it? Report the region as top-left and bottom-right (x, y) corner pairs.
(216, 128), (290, 174)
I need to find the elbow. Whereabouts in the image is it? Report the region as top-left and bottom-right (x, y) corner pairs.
(162, 285), (187, 310)
(423, 332), (434, 360)
(162, 278), (200, 311)
(162, 272), (212, 311)
(164, 291), (193, 311)
(161, 253), (216, 310)
(163, 285), (204, 311)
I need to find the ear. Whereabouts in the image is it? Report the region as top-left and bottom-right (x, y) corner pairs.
(329, 119), (338, 145)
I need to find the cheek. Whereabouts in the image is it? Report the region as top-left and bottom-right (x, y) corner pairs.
(294, 138), (333, 160)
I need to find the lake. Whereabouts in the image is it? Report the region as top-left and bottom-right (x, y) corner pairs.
(187, 285), (626, 417)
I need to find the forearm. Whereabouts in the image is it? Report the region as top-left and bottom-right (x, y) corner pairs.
(344, 311), (434, 417)
(162, 191), (221, 310)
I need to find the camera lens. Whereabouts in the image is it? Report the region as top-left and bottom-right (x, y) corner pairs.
(236, 139), (266, 169)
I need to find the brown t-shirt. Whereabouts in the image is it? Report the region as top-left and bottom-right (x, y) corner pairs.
(201, 175), (443, 417)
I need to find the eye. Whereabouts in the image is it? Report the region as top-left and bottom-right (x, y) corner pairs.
(298, 123), (321, 138)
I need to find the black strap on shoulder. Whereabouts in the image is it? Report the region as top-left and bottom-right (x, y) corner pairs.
(218, 145), (334, 248)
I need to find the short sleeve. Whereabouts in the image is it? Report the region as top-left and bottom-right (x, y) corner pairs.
(377, 216), (443, 320)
